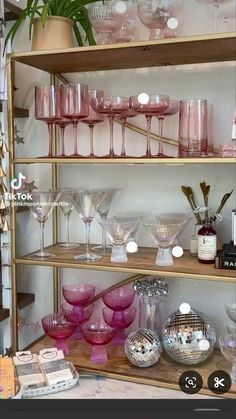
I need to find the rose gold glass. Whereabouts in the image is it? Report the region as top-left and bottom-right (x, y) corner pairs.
(60, 83), (89, 157)
(156, 99), (180, 157)
(118, 109), (138, 157)
(91, 96), (130, 158)
(81, 89), (105, 157)
(112, 0), (139, 43)
(130, 94), (169, 157)
(35, 85), (61, 157)
(178, 99), (208, 157)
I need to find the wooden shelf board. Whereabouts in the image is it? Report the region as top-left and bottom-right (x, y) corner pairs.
(11, 33), (236, 73)
(0, 306), (9, 322)
(14, 245), (236, 283)
(0, 292), (35, 323)
(12, 156), (236, 165)
(0, 103), (29, 118)
(29, 335), (236, 399)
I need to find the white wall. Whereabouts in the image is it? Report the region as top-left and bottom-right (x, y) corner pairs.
(3, 0), (236, 349)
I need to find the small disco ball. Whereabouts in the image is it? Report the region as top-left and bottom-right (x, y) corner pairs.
(125, 329), (162, 368)
(162, 304), (216, 365)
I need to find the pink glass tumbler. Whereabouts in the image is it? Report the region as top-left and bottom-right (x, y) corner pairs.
(41, 313), (76, 355)
(103, 306), (136, 345)
(62, 284), (95, 320)
(102, 284), (135, 325)
(61, 301), (94, 340)
(178, 99), (208, 157)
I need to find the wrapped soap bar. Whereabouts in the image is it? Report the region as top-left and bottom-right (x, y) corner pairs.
(38, 348), (73, 386)
(13, 351), (45, 390)
(0, 356), (15, 399)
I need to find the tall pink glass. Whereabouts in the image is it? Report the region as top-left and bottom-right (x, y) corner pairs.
(41, 313), (76, 355)
(103, 306), (136, 345)
(156, 99), (180, 157)
(130, 94), (169, 157)
(81, 89), (105, 157)
(91, 96), (130, 157)
(60, 83), (89, 157)
(178, 99), (208, 157)
(118, 109), (138, 157)
(35, 85), (61, 157)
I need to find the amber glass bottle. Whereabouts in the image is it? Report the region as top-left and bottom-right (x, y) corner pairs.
(198, 220), (217, 264)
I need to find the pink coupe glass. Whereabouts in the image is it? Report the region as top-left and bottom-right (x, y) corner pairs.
(80, 318), (116, 364)
(61, 301), (94, 340)
(103, 306), (136, 345)
(130, 94), (169, 157)
(41, 313), (76, 355)
(62, 284), (95, 319)
(60, 83), (89, 157)
(102, 284), (135, 324)
(156, 99), (180, 157)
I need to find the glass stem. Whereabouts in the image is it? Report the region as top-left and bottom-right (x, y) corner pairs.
(109, 116), (115, 157)
(65, 213), (70, 244)
(85, 221), (91, 256)
(72, 122), (78, 156)
(101, 216), (107, 248)
(60, 125), (65, 156)
(145, 115), (152, 157)
(157, 117), (164, 156)
(121, 118), (126, 157)
(89, 125), (95, 157)
(40, 221), (45, 256)
(47, 123), (53, 157)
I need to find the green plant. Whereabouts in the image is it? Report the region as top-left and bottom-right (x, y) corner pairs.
(4, 0), (100, 51)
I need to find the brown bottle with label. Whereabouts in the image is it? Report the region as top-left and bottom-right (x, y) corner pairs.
(198, 220), (217, 264)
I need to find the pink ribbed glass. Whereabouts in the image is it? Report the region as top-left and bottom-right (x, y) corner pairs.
(178, 99), (208, 157)
(61, 302), (94, 340)
(103, 306), (136, 345)
(41, 313), (76, 355)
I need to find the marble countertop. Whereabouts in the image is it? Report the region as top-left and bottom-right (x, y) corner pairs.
(31, 374), (217, 400)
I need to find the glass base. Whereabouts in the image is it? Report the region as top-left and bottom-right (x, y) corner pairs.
(58, 242), (80, 249)
(74, 253), (102, 262)
(113, 330), (126, 345)
(155, 247), (174, 266)
(91, 345), (108, 364)
(29, 251), (55, 259)
(55, 339), (69, 355)
(91, 244), (113, 253)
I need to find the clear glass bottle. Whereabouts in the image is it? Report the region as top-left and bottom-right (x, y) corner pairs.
(190, 223), (202, 256)
(198, 220), (217, 264)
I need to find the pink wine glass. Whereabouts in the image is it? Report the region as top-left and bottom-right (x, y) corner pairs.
(54, 87), (71, 157)
(102, 284), (135, 324)
(130, 93), (169, 157)
(60, 83), (89, 157)
(80, 317), (116, 363)
(92, 96), (130, 157)
(81, 89), (105, 157)
(41, 313), (76, 355)
(61, 301), (94, 340)
(156, 99), (180, 157)
(103, 306), (136, 345)
(62, 284), (95, 320)
(118, 109), (138, 157)
(35, 85), (61, 157)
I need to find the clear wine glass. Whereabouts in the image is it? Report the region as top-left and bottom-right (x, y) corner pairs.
(92, 188), (122, 253)
(81, 89), (105, 157)
(70, 190), (107, 262)
(91, 96), (130, 157)
(117, 109), (138, 157)
(27, 190), (61, 259)
(35, 85), (61, 157)
(58, 190), (80, 249)
(130, 93), (169, 157)
(60, 83), (89, 157)
(195, 0), (233, 33)
(88, 0), (127, 45)
(156, 99), (180, 157)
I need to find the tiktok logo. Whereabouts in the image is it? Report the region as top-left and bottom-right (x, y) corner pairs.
(10, 172), (26, 191)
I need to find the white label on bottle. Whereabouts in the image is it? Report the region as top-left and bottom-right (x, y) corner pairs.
(198, 235), (217, 260)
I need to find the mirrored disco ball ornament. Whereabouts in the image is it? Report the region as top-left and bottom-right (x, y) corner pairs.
(162, 303), (216, 365)
(125, 329), (162, 368)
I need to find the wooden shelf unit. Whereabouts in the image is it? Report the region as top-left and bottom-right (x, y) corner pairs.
(0, 292), (35, 323)
(0, 103), (29, 118)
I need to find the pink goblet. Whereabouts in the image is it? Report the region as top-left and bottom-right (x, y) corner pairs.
(60, 83), (89, 157)
(61, 302), (94, 340)
(41, 313), (76, 355)
(118, 109), (138, 157)
(102, 284), (135, 324)
(155, 99), (180, 157)
(62, 284), (95, 319)
(103, 306), (136, 345)
(81, 89), (105, 157)
(130, 93), (169, 157)
(80, 318), (116, 363)
(92, 96), (130, 158)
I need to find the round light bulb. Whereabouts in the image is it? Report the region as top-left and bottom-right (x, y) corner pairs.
(126, 241), (138, 253)
(115, 1), (127, 13)
(172, 245), (183, 258)
(167, 17), (179, 30)
(199, 339), (210, 351)
(179, 303), (191, 314)
(138, 93), (149, 105)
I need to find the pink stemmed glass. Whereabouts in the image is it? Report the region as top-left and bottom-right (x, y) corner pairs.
(103, 306), (136, 345)
(41, 313), (76, 355)
(35, 85), (61, 157)
(130, 93), (169, 157)
(102, 284), (135, 324)
(80, 318), (116, 364)
(112, 0), (139, 43)
(62, 284), (95, 320)
(60, 83), (89, 157)
(81, 89), (105, 157)
(92, 96), (130, 157)
(118, 109), (138, 157)
(61, 302), (94, 340)
(155, 99), (180, 157)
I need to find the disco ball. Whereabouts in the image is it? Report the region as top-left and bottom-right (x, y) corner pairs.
(125, 329), (162, 368)
(162, 304), (216, 365)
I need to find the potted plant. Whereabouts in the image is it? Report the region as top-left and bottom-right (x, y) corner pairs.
(4, 0), (99, 51)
